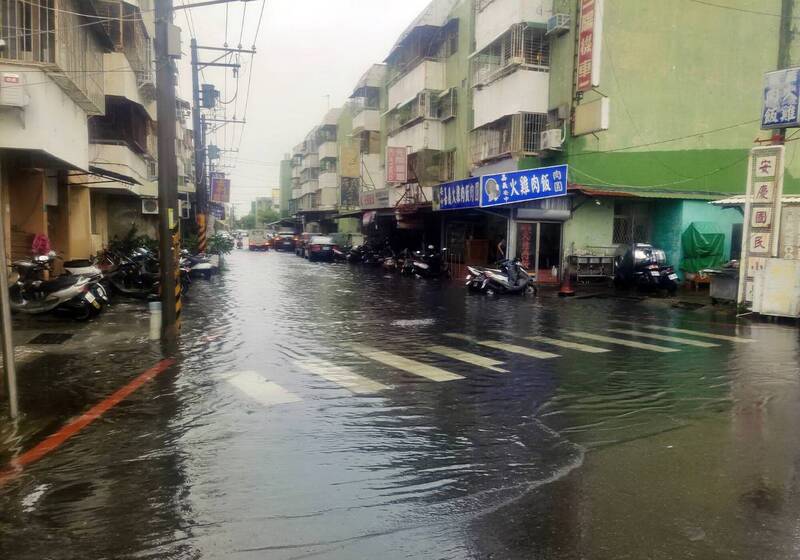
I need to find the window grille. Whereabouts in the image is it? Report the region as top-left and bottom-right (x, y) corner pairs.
(472, 24), (550, 86)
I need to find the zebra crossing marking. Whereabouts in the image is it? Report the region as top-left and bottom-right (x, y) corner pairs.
(350, 344), (464, 382)
(608, 328), (719, 348)
(426, 345), (508, 373)
(566, 331), (680, 353)
(444, 333), (560, 359)
(523, 335), (610, 354)
(642, 325), (753, 343)
(225, 371), (302, 407)
(296, 359), (389, 394)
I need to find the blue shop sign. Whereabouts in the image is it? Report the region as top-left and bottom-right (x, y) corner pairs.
(437, 177), (481, 210)
(480, 164), (568, 208)
(762, 68), (800, 129)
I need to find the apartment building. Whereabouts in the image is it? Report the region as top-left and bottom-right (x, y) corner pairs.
(0, 0), (108, 261)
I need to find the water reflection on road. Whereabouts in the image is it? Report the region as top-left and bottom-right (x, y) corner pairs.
(0, 250), (798, 559)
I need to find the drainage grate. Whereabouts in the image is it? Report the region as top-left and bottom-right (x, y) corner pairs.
(27, 333), (74, 345)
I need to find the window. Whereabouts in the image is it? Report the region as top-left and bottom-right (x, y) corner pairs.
(613, 202), (651, 244)
(437, 89), (457, 121)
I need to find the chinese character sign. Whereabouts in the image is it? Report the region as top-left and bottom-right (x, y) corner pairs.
(480, 165), (568, 208)
(577, 0), (603, 93)
(386, 147), (408, 183)
(210, 173), (230, 203)
(761, 68), (800, 129)
(210, 203), (226, 220)
(437, 178), (481, 211)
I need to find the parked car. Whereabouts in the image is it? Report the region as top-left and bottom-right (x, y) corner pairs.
(307, 236), (337, 262)
(248, 229), (271, 251)
(295, 233), (314, 257)
(274, 233), (296, 252)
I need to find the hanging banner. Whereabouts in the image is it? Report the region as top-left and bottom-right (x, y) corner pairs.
(210, 173), (231, 203)
(210, 203), (226, 220)
(359, 187), (390, 209)
(386, 146), (408, 183)
(480, 165), (568, 208)
(436, 177), (481, 211)
(340, 140), (361, 178)
(577, 0), (603, 93)
(738, 146), (785, 304)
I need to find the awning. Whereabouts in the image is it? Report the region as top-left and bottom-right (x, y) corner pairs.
(710, 195), (800, 206)
(333, 210), (364, 220)
(88, 165), (141, 186)
(576, 185), (722, 201)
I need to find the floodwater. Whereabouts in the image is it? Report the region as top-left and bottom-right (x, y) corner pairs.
(0, 250), (799, 559)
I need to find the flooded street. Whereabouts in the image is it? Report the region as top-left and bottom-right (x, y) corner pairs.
(1, 251), (799, 559)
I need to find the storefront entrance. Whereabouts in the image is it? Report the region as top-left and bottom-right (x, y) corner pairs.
(515, 221), (562, 284)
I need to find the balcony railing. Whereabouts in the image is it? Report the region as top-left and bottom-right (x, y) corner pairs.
(387, 91), (438, 135)
(470, 112), (547, 165)
(0, 0), (105, 113)
(472, 24), (549, 87)
(97, 0), (152, 89)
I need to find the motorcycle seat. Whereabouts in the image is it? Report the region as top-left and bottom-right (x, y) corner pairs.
(37, 275), (81, 293)
(64, 259), (94, 268)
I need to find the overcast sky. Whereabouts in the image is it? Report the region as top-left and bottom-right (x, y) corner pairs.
(176, 0), (431, 216)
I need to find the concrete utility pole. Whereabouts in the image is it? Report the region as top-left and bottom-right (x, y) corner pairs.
(155, 0), (180, 339)
(775, 0), (794, 144)
(190, 38), (208, 253)
(0, 160), (18, 419)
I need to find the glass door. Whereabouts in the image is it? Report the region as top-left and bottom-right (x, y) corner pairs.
(515, 222), (563, 283)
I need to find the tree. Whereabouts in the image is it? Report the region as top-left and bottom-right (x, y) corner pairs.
(235, 214), (256, 230)
(257, 207), (281, 226)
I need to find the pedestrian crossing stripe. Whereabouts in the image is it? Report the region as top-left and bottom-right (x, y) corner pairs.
(566, 331), (680, 353)
(349, 344), (464, 382)
(642, 325), (753, 343)
(224, 371), (302, 407)
(426, 345), (508, 373)
(443, 333), (560, 359)
(524, 336), (611, 354)
(296, 359), (389, 394)
(607, 328), (719, 348)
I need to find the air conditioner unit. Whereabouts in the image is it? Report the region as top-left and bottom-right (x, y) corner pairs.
(141, 198), (159, 214)
(0, 73), (29, 108)
(540, 129), (564, 151)
(546, 14), (571, 36)
(178, 199), (191, 219)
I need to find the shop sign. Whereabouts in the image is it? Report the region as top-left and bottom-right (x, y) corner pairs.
(577, 0), (603, 93)
(761, 67), (800, 129)
(210, 172), (230, 203)
(359, 187), (390, 209)
(386, 147), (408, 183)
(437, 178), (481, 211)
(738, 145), (785, 304)
(480, 165), (568, 208)
(210, 202), (226, 220)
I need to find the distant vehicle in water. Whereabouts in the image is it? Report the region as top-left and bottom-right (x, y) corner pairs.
(307, 236), (337, 262)
(248, 229), (271, 251)
(274, 232), (296, 252)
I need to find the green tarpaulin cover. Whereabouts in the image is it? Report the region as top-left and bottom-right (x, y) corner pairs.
(681, 221), (725, 273)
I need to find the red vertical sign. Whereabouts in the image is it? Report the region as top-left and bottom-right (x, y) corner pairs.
(386, 147), (408, 183)
(577, 0), (595, 93)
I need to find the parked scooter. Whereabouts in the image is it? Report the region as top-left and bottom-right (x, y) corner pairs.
(8, 255), (105, 319)
(614, 243), (679, 295)
(411, 246), (449, 279)
(104, 250), (160, 299)
(466, 258), (536, 295)
(180, 250), (215, 279)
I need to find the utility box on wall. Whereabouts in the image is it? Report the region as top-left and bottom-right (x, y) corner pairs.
(752, 258), (800, 318)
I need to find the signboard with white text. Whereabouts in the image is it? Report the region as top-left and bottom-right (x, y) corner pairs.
(386, 147), (408, 183)
(480, 165), (568, 208)
(761, 67), (800, 129)
(577, 0), (603, 93)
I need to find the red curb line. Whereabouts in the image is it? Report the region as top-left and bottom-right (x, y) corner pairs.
(0, 358), (176, 487)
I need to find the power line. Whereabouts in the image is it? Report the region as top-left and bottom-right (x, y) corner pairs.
(687, 0), (800, 19)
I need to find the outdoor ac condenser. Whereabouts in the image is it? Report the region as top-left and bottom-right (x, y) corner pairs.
(141, 198), (159, 215)
(540, 129), (563, 151)
(0, 73), (28, 108)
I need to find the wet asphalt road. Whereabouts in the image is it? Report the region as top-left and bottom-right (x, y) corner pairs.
(1, 250), (799, 559)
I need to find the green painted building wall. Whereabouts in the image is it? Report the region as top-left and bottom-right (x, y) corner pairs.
(443, 0), (474, 180)
(545, 0), (800, 195)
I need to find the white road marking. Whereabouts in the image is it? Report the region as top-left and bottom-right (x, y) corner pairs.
(225, 371), (302, 406)
(427, 345), (508, 373)
(524, 336), (610, 354)
(296, 359), (388, 394)
(444, 333), (560, 359)
(642, 325), (753, 343)
(608, 328), (719, 348)
(350, 344), (464, 382)
(566, 331), (680, 353)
